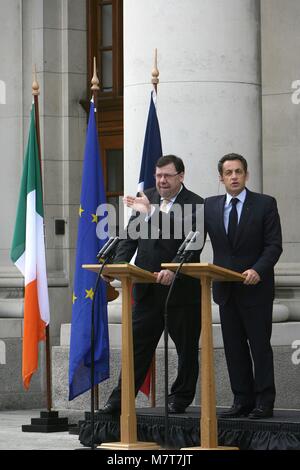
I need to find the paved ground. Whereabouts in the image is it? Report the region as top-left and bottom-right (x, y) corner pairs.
(0, 410), (84, 450)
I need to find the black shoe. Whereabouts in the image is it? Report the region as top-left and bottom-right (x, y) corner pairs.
(167, 403), (186, 414)
(248, 407), (273, 419)
(99, 402), (120, 414)
(218, 404), (254, 419)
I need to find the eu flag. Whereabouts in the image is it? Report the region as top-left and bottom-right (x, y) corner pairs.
(69, 100), (109, 400)
(138, 90), (163, 192)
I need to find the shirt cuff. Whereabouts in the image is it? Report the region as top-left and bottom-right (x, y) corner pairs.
(145, 205), (156, 222)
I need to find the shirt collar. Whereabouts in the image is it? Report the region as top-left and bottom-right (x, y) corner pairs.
(225, 188), (247, 206)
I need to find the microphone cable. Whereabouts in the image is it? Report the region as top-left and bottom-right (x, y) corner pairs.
(162, 231), (200, 448)
(163, 257), (185, 449)
(90, 243), (119, 450)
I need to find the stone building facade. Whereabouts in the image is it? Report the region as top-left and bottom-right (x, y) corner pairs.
(0, 0), (299, 410)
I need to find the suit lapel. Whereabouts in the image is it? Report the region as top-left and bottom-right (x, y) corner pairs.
(146, 189), (161, 245)
(234, 189), (253, 248)
(218, 195), (228, 241)
(148, 188), (160, 206)
(172, 184), (188, 206)
(215, 190), (252, 249)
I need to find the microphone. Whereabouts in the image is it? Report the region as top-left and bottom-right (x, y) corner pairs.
(181, 231), (200, 259)
(96, 237), (114, 260)
(176, 231), (195, 257)
(101, 236), (120, 260)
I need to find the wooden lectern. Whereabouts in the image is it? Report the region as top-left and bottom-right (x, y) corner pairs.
(83, 263), (161, 450)
(162, 262), (245, 451)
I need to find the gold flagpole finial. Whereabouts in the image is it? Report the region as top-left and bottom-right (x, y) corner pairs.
(32, 64), (40, 96)
(151, 48), (159, 89)
(91, 56), (100, 91)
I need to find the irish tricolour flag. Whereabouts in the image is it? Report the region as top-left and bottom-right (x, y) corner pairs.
(10, 104), (50, 389)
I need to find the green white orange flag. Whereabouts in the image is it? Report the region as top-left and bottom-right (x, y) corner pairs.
(10, 104), (50, 389)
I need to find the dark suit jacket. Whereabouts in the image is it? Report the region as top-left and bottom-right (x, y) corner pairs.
(114, 185), (204, 307)
(204, 189), (282, 307)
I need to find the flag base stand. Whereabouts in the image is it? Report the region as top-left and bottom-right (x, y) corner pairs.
(22, 411), (72, 433)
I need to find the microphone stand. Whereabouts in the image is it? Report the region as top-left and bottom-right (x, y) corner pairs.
(163, 254), (192, 449)
(89, 253), (114, 450)
(163, 230), (201, 447)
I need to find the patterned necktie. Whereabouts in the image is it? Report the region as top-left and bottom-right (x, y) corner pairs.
(227, 198), (238, 246)
(160, 198), (170, 213)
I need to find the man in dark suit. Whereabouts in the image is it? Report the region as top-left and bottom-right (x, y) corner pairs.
(102, 155), (204, 414)
(205, 153), (282, 419)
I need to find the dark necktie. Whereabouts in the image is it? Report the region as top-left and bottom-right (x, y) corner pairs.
(227, 198), (238, 246)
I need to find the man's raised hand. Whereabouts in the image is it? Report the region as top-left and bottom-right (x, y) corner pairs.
(123, 191), (151, 214)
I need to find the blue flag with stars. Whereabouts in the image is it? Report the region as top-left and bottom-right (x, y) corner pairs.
(69, 100), (109, 400)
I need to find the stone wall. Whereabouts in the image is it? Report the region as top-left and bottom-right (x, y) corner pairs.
(0, 319), (46, 410)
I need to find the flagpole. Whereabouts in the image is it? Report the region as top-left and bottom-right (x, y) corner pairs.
(19, 67), (69, 433)
(151, 51), (169, 446)
(149, 49), (160, 408)
(91, 58), (119, 415)
(91, 57), (100, 413)
(152, 47), (159, 94)
(32, 66), (52, 413)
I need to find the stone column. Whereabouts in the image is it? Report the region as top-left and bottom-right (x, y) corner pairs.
(124, 0), (262, 198)
(122, 0), (265, 407)
(261, 0), (300, 321)
(0, 0), (23, 299)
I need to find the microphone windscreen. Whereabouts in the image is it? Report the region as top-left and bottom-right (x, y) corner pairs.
(102, 236), (120, 258)
(183, 231), (200, 252)
(97, 237), (114, 259)
(176, 231), (194, 255)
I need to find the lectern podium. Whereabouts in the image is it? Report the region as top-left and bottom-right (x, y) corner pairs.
(162, 262), (245, 450)
(83, 263), (161, 450)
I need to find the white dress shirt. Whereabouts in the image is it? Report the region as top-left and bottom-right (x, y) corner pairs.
(223, 188), (246, 233)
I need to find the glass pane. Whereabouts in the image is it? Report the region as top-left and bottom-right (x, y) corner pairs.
(102, 50), (113, 92)
(107, 149), (124, 192)
(102, 4), (112, 47)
